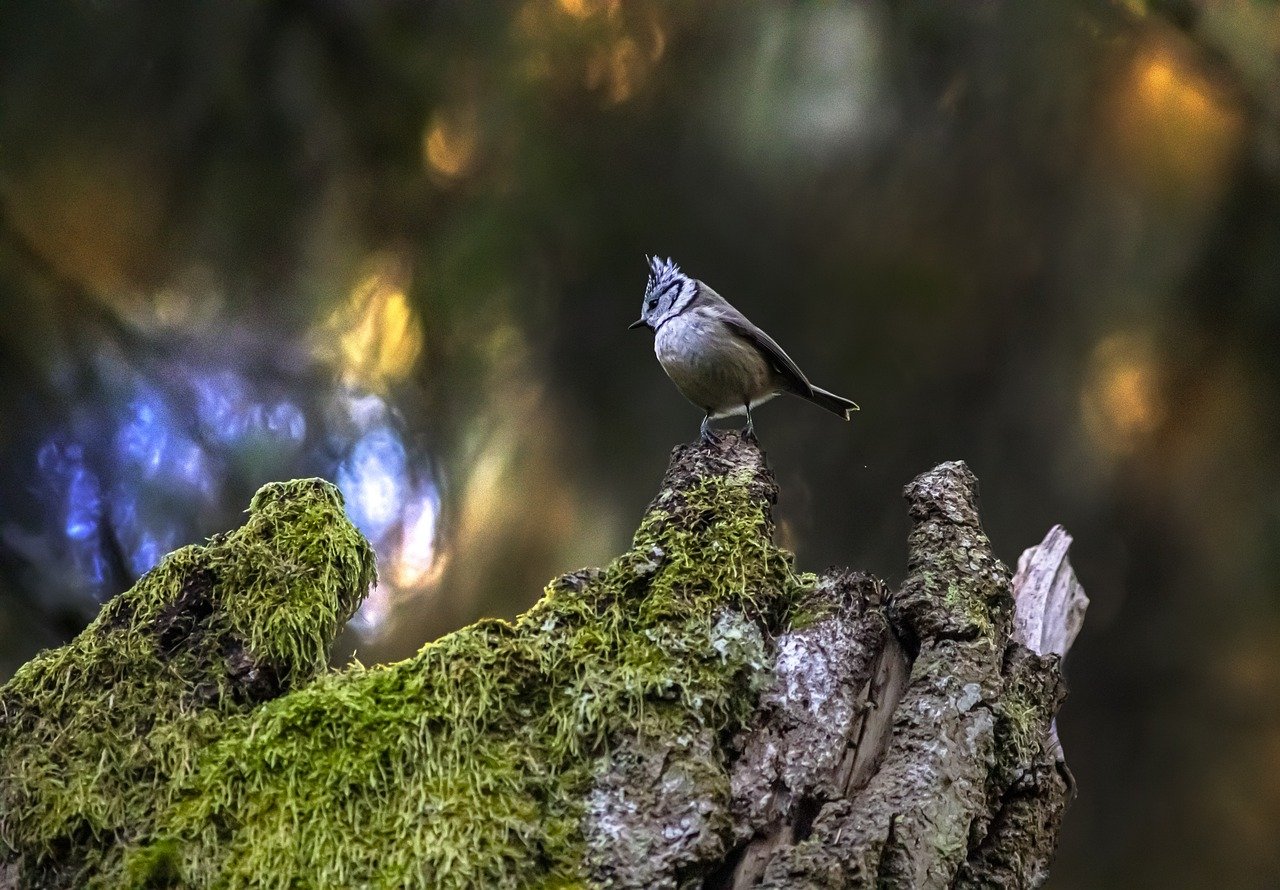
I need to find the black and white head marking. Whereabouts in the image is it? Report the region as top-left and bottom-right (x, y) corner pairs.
(640, 256), (699, 330)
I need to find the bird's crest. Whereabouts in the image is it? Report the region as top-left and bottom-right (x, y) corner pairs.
(644, 255), (685, 301)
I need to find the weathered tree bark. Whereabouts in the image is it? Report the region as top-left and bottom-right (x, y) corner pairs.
(0, 434), (1086, 889)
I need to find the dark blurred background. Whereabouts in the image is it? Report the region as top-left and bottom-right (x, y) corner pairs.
(1, 0), (1278, 885)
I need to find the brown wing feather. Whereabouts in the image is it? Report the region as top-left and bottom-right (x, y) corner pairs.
(721, 315), (815, 398)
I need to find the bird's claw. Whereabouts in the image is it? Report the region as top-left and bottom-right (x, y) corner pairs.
(699, 416), (721, 444)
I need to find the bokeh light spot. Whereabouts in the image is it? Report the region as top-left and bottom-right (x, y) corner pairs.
(556, 0), (619, 20)
(391, 482), (442, 591)
(1081, 332), (1167, 455)
(423, 107), (479, 180)
(556, 0), (591, 19)
(336, 427), (408, 543)
(1109, 44), (1244, 199)
(318, 254), (423, 391)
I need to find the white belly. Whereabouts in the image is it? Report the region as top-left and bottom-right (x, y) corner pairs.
(654, 311), (776, 416)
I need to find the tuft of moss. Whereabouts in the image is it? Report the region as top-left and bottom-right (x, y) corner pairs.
(943, 579), (995, 641)
(781, 571), (854, 631)
(0, 479), (375, 887)
(112, 461), (807, 888)
(997, 687), (1043, 768)
(992, 651), (1060, 782)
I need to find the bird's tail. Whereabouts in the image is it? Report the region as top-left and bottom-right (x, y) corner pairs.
(804, 385), (860, 420)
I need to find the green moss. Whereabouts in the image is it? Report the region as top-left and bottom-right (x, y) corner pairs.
(110, 470), (806, 889)
(943, 579), (994, 640)
(0, 479), (375, 887)
(996, 679), (1047, 771)
(772, 571), (825, 630)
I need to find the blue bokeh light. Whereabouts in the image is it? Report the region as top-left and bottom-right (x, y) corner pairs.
(336, 426), (408, 544)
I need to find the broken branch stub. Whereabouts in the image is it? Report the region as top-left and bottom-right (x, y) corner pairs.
(743, 460), (1082, 889)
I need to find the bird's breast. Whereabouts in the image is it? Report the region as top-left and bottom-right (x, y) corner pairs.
(654, 311), (771, 411)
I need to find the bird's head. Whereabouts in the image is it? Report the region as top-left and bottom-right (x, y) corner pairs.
(630, 256), (697, 332)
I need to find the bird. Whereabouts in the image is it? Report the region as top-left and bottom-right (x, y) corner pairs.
(629, 256), (858, 442)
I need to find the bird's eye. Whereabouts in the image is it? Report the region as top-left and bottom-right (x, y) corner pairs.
(647, 299), (658, 310)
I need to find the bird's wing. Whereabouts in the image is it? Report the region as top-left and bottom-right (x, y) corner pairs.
(721, 312), (814, 397)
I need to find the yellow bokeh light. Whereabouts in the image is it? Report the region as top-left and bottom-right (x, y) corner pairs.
(1137, 58), (1215, 120)
(555, 0), (619, 19)
(609, 37), (643, 104)
(518, 2), (666, 101)
(1081, 332), (1166, 455)
(423, 106), (478, 180)
(649, 20), (667, 62)
(1102, 365), (1159, 434)
(1139, 59), (1175, 97)
(1109, 45), (1243, 196)
(318, 253), (423, 391)
(556, 0), (590, 19)
(587, 36), (648, 104)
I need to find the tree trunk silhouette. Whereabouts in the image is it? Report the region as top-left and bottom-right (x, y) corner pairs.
(0, 434), (1086, 889)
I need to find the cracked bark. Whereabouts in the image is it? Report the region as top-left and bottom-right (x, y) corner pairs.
(579, 445), (1087, 888)
(716, 458), (1087, 889)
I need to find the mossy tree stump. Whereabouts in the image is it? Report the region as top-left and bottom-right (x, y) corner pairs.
(0, 434), (1086, 889)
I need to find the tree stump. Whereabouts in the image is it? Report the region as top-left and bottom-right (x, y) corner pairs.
(0, 434), (1086, 888)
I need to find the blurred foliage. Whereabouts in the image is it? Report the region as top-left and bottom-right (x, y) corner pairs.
(1, 0), (1279, 886)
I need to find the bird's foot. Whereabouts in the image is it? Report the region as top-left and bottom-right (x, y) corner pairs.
(699, 416), (721, 445)
(740, 424), (757, 443)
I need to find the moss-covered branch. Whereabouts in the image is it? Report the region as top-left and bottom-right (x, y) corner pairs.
(0, 479), (374, 887)
(0, 436), (1086, 888)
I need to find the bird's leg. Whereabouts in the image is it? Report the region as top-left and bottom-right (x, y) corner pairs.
(742, 401), (756, 440)
(700, 413), (720, 444)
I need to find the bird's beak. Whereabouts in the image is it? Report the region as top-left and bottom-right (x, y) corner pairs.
(628, 318), (647, 330)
